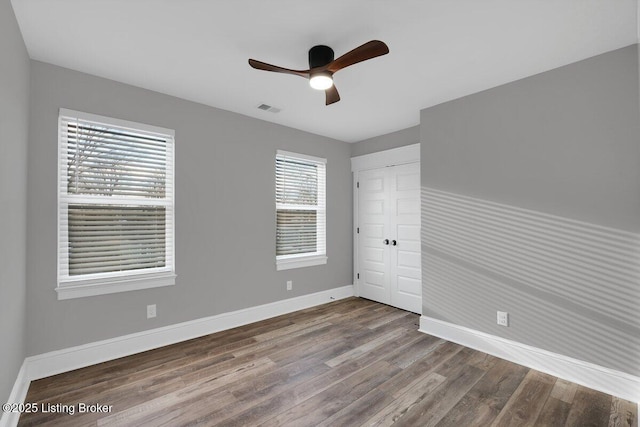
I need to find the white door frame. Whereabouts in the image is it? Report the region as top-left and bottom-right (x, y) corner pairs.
(351, 143), (420, 299)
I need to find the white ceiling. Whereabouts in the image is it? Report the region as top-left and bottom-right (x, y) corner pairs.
(11, 0), (639, 143)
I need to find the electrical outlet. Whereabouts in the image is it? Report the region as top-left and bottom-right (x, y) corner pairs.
(147, 304), (156, 319)
(497, 311), (509, 326)
(286, 280), (293, 291)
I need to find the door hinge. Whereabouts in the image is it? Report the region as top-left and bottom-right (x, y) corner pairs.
(357, 273), (360, 279)
(357, 181), (359, 188)
(357, 227), (359, 234)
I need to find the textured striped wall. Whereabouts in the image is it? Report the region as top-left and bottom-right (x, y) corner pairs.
(421, 187), (640, 375)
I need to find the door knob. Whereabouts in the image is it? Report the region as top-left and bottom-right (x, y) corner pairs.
(391, 240), (397, 246)
(383, 239), (389, 245)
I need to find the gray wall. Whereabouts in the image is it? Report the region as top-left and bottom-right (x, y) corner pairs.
(0, 0), (29, 403)
(26, 61), (352, 356)
(420, 44), (640, 376)
(351, 126), (419, 157)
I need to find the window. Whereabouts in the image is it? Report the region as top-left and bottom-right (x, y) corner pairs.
(275, 150), (327, 270)
(57, 109), (175, 299)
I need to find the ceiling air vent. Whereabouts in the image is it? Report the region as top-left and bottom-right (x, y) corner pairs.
(257, 104), (281, 113)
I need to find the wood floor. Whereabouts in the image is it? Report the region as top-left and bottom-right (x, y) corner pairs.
(19, 297), (638, 426)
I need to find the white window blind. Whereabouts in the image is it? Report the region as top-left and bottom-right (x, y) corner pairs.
(57, 109), (175, 299)
(275, 150), (326, 270)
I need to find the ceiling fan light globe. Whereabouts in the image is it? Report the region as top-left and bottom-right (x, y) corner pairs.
(309, 74), (333, 90)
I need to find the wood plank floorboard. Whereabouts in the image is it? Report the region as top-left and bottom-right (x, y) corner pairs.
(18, 297), (638, 427)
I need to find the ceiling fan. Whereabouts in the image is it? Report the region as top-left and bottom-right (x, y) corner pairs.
(248, 40), (389, 105)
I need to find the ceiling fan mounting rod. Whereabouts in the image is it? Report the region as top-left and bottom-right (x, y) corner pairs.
(308, 45), (334, 68)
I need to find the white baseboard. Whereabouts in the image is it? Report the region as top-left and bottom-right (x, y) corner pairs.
(0, 285), (353, 427)
(0, 361), (29, 427)
(26, 285), (353, 382)
(419, 315), (640, 403)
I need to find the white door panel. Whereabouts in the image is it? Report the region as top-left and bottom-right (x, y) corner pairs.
(396, 197), (420, 215)
(397, 224), (419, 240)
(397, 275), (422, 296)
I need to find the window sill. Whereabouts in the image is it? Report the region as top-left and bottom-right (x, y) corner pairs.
(276, 255), (327, 271)
(56, 272), (176, 300)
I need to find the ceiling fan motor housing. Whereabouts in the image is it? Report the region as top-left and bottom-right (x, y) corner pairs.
(309, 45), (334, 68)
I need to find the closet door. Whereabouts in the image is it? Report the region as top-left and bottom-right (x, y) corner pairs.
(357, 162), (421, 313)
(388, 162), (422, 313)
(357, 167), (390, 304)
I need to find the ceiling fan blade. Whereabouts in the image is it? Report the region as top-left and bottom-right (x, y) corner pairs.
(325, 85), (340, 105)
(248, 59), (310, 78)
(327, 40), (389, 73)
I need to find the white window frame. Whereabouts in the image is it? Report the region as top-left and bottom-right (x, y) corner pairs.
(56, 109), (176, 299)
(275, 150), (327, 271)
